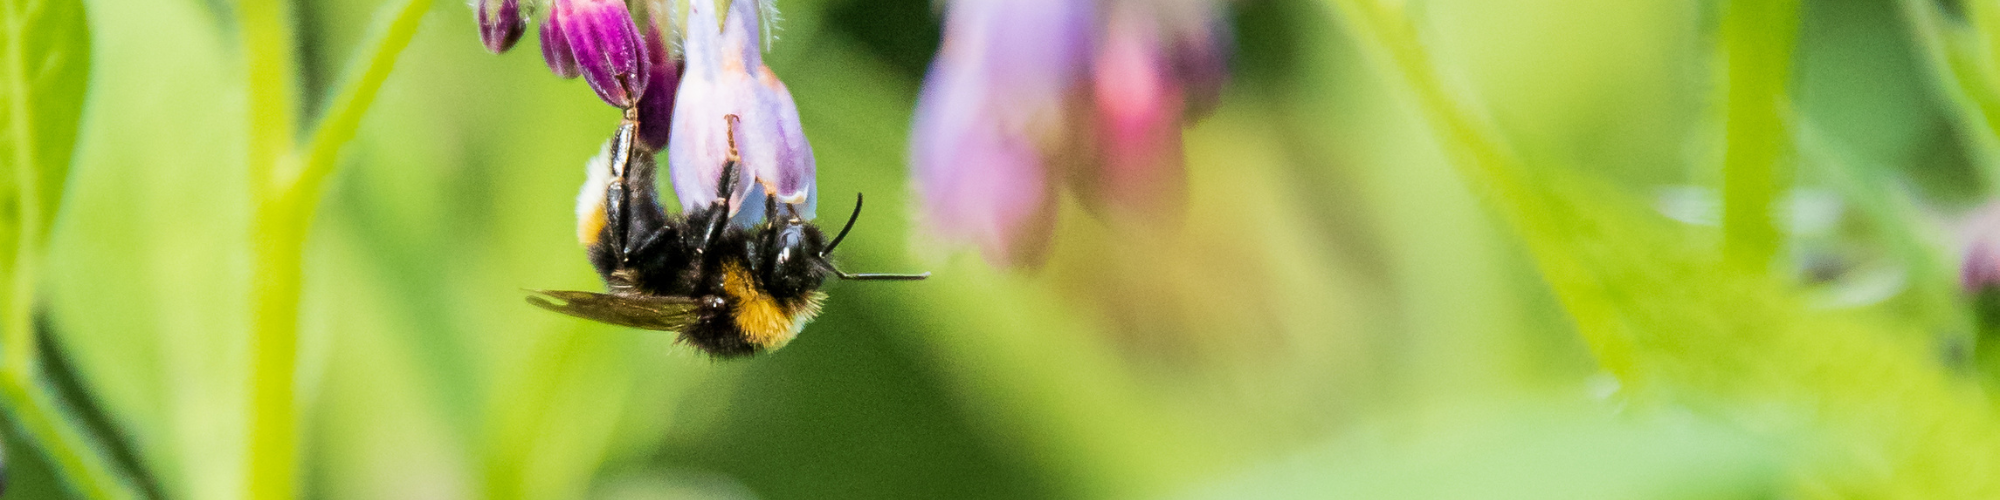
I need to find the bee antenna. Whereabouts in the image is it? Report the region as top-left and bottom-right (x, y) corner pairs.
(819, 193), (929, 281)
(835, 270), (931, 281)
(822, 192), (865, 257)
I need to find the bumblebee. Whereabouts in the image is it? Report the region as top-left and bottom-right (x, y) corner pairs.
(528, 114), (926, 357)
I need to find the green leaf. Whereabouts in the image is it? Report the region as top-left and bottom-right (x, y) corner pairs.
(1327, 0), (2000, 496)
(1, 0), (91, 237)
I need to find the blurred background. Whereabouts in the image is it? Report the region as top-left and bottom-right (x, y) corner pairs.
(10, 0), (1998, 498)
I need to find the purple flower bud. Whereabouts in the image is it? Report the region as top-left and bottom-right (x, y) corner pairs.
(909, 0), (1093, 265)
(555, 0), (649, 107)
(540, 5), (582, 78)
(668, 0), (816, 226)
(476, 0), (526, 54)
(634, 18), (681, 151)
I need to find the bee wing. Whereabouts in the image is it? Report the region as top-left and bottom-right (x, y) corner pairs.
(525, 290), (702, 331)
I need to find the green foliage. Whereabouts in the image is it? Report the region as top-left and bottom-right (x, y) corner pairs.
(17, 0), (2000, 499)
(1328, 0), (2000, 496)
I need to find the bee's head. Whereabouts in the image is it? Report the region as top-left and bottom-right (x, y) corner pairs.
(758, 216), (832, 300)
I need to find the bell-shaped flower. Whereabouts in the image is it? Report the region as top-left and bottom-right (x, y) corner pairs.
(476, 0), (527, 54)
(910, 0), (1230, 267)
(546, 0), (650, 107)
(668, 0), (816, 226)
(909, 0), (1093, 266)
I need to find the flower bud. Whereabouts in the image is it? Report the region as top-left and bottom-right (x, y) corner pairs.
(553, 0), (650, 107)
(475, 0), (526, 54)
(634, 18), (681, 151)
(540, 5), (582, 78)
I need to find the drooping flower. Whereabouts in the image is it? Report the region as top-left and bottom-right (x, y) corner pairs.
(910, 0), (1090, 265)
(475, 0), (527, 54)
(548, 0), (651, 108)
(668, 0), (816, 226)
(910, 0), (1231, 266)
(539, 4), (582, 78)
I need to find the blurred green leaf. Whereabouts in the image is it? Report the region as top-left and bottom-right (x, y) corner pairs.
(1329, 0), (2000, 496)
(0, 0), (90, 235)
(1189, 404), (1779, 500)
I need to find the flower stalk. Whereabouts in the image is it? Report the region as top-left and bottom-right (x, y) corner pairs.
(239, 0), (433, 497)
(1717, 0), (1802, 272)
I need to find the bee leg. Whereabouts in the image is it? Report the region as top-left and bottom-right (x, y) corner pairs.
(599, 115), (678, 288)
(697, 115), (745, 253)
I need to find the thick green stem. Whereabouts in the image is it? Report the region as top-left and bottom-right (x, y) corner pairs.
(238, 0), (430, 497)
(238, 0), (301, 493)
(1717, 0), (1801, 272)
(244, 184), (308, 500)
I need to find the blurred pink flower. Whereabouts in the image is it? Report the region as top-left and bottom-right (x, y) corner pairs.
(911, 0), (1230, 266)
(1964, 202), (2000, 292)
(668, 0), (816, 226)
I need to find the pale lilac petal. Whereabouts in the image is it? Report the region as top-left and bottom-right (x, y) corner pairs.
(911, 70), (1054, 265)
(908, 0), (1090, 265)
(669, 0), (814, 227)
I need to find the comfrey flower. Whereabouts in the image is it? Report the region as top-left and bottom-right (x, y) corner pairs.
(543, 0), (650, 108)
(474, 0), (689, 148)
(668, 0), (816, 226)
(911, 0), (1230, 266)
(475, 0), (527, 54)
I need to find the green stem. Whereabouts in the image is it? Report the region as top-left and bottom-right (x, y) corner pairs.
(239, 0), (431, 497)
(1717, 0), (1802, 272)
(292, 0), (435, 193)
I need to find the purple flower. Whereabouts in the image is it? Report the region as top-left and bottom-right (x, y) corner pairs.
(910, 0), (1230, 266)
(540, 4), (582, 78)
(634, 17), (681, 151)
(475, 0), (526, 54)
(668, 0), (816, 226)
(544, 0), (650, 107)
